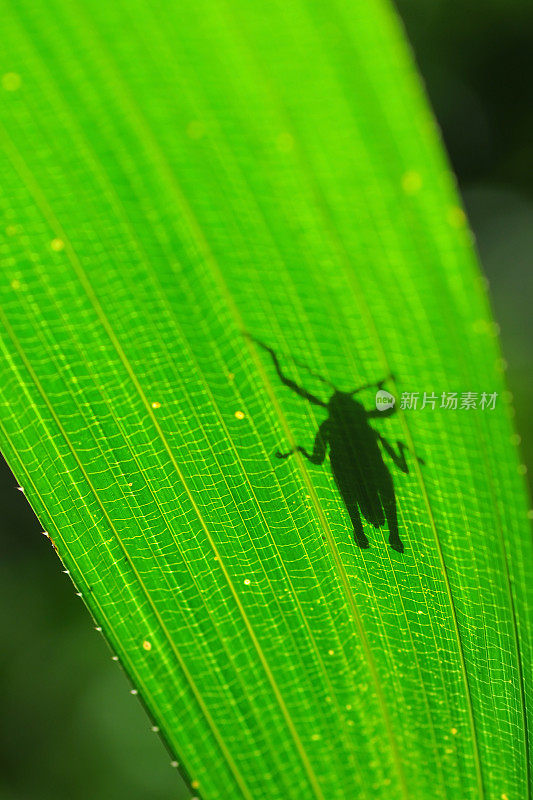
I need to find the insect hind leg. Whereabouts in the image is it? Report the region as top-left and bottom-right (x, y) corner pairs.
(345, 500), (369, 549)
(380, 489), (404, 553)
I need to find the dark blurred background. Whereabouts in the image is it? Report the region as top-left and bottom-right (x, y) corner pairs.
(1, 2), (531, 798)
(396, 0), (533, 481)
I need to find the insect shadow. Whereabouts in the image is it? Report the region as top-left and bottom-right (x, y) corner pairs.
(248, 335), (422, 553)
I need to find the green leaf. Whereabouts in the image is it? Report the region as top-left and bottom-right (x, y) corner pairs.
(0, 1), (530, 799)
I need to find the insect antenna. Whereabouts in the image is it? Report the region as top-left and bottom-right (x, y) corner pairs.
(243, 330), (338, 389)
(292, 356), (337, 390)
(350, 375), (393, 395)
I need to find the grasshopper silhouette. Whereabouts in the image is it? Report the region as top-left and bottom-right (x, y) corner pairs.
(250, 336), (416, 553)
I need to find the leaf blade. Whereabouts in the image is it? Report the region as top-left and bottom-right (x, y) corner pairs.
(0, 1), (530, 799)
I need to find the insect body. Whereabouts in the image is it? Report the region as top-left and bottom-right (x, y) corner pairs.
(250, 336), (417, 553)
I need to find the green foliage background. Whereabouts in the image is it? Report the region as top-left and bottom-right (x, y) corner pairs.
(0, 1), (531, 799)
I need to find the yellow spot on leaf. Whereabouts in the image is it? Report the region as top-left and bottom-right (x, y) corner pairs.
(496, 357), (507, 372)
(2, 72), (21, 91)
(276, 132), (294, 153)
(143, 640), (152, 651)
(447, 206), (466, 228)
(187, 120), (205, 140)
(151, 401), (161, 409)
(51, 238), (65, 252)
(472, 319), (490, 334)
(234, 410), (245, 419)
(401, 170), (422, 195)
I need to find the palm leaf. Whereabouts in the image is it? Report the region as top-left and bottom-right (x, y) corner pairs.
(0, 1), (530, 799)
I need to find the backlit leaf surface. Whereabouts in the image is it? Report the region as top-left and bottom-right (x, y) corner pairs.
(0, 1), (530, 799)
